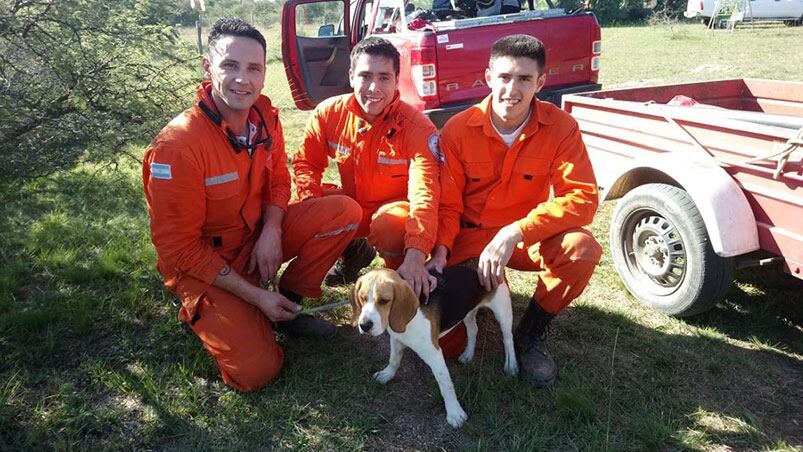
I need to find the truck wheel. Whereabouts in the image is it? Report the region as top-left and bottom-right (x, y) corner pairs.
(609, 183), (734, 317)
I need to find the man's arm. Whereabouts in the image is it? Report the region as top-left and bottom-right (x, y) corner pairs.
(144, 145), (226, 288)
(396, 127), (441, 297)
(292, 107), (330, 201)
(252, 114), (290, 282)
(427, 127), (466, 273)
(214, 263), (300, 322)
(145, 143), (297, 322)
(265, 115), (291, 210)
(248, 205), (285, 283)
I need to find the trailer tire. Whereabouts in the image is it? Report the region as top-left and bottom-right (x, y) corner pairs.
(609, 183), (734, 317)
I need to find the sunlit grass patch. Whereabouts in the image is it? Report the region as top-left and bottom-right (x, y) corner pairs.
(679, 408), (766, 450)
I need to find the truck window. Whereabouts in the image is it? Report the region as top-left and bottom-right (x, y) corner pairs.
(354, 0), (374, 39)
(353, 0), (407, 38)
(295, 0), (347, 37)
(371, 0), (406, 33)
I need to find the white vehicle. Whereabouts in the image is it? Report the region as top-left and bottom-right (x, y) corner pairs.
(684, 0), (803, 25)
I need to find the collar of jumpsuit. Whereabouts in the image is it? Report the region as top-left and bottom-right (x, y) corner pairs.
(467, 93), (557, 145)
(197, 81), (271, 153)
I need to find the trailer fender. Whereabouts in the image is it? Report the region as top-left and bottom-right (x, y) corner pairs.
(602, 154), (760, 257)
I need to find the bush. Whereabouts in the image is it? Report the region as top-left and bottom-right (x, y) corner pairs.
(0, 0), (198, 182)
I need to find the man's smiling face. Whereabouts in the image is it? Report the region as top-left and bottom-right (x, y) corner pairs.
(203, 35), (266, 116)
(349, 54), (399, 123)
(485, 55), (546, 133)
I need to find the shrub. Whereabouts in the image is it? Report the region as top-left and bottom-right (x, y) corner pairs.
(0, 0), (198, 182)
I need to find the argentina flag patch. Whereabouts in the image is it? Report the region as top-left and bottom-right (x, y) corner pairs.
(150, 162), (172, 180)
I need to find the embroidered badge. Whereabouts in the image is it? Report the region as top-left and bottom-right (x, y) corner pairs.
(428, 133), (444, 165)
(150, 162), (172, 180)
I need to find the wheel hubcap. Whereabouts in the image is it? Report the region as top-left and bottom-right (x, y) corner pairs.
(624, 212), (687, 295)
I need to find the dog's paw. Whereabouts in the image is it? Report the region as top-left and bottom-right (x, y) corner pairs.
(373, 368), (396, 384)
(458, 349), (474, 364)
(446, 406), (468, 428)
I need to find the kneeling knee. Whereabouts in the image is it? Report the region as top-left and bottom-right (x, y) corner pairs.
(328, 195), (362, 223)
(563, 230), (602, 263)
(226, 347), (285, 393)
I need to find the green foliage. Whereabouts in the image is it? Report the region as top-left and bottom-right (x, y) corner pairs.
(200, 0), (284, 29)
(585, 0), (687, 25)
(0, 0), (198, 182)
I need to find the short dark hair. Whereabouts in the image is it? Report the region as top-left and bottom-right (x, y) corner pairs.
(208, 17), (266, 59)
(490, 34), (546, 73)
(350, 36), (400, 76)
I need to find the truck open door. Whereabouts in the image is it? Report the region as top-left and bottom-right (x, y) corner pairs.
(282, 0), (353, 110)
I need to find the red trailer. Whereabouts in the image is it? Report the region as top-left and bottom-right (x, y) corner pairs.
(562, 79), (803, 316)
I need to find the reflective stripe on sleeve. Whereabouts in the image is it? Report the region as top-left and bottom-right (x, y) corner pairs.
(328, 141), (352, 155)
(204, 171), (239, 186)
(377, 156), (408, 165)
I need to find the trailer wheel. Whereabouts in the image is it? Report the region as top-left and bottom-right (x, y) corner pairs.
(609, 183), (734, 317)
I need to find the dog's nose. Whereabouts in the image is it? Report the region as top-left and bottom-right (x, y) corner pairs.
(359, 320), (373, 332)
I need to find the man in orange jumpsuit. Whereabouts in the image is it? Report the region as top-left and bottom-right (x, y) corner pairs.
(142, 18), (361, 392)
(293, 37), (441, 299)
(428, 35), (603, 388)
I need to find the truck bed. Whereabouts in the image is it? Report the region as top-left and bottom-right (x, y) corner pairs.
(562, 78), (803, 278)
(429, 11), (600, 111)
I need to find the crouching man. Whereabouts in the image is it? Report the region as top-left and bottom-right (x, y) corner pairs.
(292, 37), (441, 299)
(143, 18), (361, 392)
(429, 35), (602, 387)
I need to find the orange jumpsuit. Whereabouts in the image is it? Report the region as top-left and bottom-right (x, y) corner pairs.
(143, 83), (360, 392)
(293, 93), (440, 267)
(436, 95), (602, 356)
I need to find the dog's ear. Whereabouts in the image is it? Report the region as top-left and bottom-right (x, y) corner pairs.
(389, 279), (419, 334)
(349, 276), (364, 327)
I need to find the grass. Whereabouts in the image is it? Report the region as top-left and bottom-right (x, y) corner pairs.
(1, 22), (802, 450)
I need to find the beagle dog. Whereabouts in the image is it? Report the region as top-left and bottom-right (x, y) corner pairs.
(349, 265), (518, 428)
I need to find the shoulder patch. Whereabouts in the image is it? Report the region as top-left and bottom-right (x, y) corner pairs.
(428, 133), (444, 165)
(150, 162), (172, 180)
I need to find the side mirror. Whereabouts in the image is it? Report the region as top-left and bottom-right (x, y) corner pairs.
(318, 24), (335, 36)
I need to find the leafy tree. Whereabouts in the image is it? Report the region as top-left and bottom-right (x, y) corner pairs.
(0, 0), (199, 182)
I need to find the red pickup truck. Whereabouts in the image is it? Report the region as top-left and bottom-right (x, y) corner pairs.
(281, 0), (601, 125)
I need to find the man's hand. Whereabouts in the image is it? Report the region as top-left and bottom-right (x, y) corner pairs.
(426, 244), (449, 274)
(254, 289), (301, 322)
(214, 264), (299, 322)
(477, 224), (523, 291)
(397, 248), (437, 298)
(249, 223), (283, 284)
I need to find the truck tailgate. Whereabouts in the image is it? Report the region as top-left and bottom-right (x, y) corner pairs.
(434, 12), (598, 107)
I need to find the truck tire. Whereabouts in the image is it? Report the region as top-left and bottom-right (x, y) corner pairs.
(609, 183), (734, 317)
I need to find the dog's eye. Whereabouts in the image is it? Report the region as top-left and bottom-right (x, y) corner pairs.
(377, 297), (390, 305)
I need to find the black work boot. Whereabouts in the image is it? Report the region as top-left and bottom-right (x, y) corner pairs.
(514, 301), (557, 388)
(325, 238), (376, 286)
(274, 289), (337, 338)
